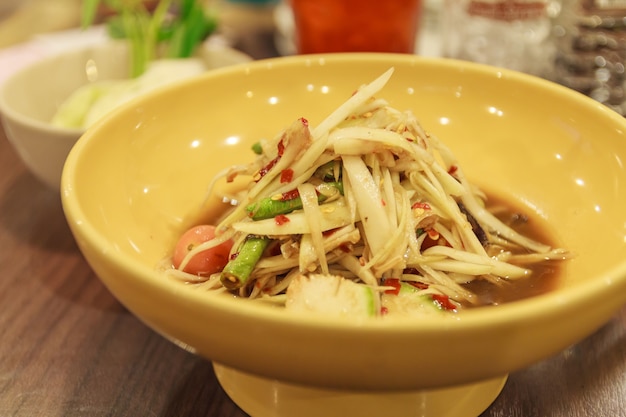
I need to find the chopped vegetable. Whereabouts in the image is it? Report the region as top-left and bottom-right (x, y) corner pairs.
(173, 225), (233, 276)
(245, 182), (342, 220)
(233, 200), (356, 236)
(81, 0), (217, 77)
(52, 59), (206, 128)
(381, 278), (456, 316)
(220, 236), (271, 290)
(246, 193), (304, 221)
(251, 142), (264, 155)
(286, 274), (378, 316)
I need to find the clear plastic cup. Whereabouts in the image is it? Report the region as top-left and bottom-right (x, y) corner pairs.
(440, 0), (558, 78)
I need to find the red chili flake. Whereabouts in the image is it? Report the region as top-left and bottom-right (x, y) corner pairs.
(380, 306), (389, 315)
(229, 252), (239, 261)
(381, 199), (387, 207)
(403, 267), (421, 275)
(408, 281), (429, 290)
(300, 117), (309, 127)
(411, 202), (431, 210)
(448, 165), (458, 175)
(256, 156), (279, 182)
(274, 214), (290, 225)
(281, 189), (300, 201)
(383, 278), (402, 295)
(432, 294), (457, 311)
(422, 229), (449, 250)
(426, 229), (439, 240)
(280, 168), (294, 183)
(277, 138), (285, 157)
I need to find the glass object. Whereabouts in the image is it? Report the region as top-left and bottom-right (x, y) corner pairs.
(441, 0), (560, 78)
(553, 0), (626, 115)
(288, 0), (423, 54)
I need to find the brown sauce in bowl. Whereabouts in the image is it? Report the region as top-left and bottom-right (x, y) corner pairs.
(194, 189), (565, 308)
(463, 193), (563, 307)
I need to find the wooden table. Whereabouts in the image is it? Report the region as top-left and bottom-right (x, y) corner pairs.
(1, 5), (626, 417)
(2, 107), (626, 417)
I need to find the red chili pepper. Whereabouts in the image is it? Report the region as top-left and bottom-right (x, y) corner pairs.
(426, 229), (439, 240)
(383, 278), (402, 295)
(274, 214), (290, 225)
(280, 168), (294, 183)
(256, 156), (279, 182)
(408, 281), (429, 290)
(411, 202), (431, 210)
(432, 294), (457, 311)
(281, 189), (300, 201)
(448, 165), (458, 175)
(421, 229), (447, 250)
(277, 138), (285, 157)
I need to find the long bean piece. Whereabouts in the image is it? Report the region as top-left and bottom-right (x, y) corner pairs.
(220, 236), (271, 289)
(246, 182), (343, 220)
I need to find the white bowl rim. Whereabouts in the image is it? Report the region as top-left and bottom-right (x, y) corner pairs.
(0, 40), (252, 137)
(0, 43), (117, 136)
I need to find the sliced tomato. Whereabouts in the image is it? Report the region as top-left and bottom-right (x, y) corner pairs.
(173, 225), (233, 276)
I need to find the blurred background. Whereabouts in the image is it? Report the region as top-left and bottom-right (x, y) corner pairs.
(1, 0), (625, 115)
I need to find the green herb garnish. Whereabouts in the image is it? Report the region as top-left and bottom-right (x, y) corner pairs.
(82, 0), (217, 77)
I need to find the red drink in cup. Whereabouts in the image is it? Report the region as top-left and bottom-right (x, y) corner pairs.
(290, 0), (423, 54)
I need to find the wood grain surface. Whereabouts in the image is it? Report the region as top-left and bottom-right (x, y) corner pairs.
(2, 116), (625, 417)
(0, 3), (625, 414)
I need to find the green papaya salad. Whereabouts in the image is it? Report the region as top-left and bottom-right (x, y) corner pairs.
(166, 68), (571, 318)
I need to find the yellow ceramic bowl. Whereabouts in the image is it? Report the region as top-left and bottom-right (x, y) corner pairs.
(61, 54), (626, 416)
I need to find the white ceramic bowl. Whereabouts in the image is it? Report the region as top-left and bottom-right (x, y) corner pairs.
(60, 54), (626, 417)
(0, 40), (250, 189)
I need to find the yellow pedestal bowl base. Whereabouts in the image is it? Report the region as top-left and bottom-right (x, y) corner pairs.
(214, 363), (507, 417)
